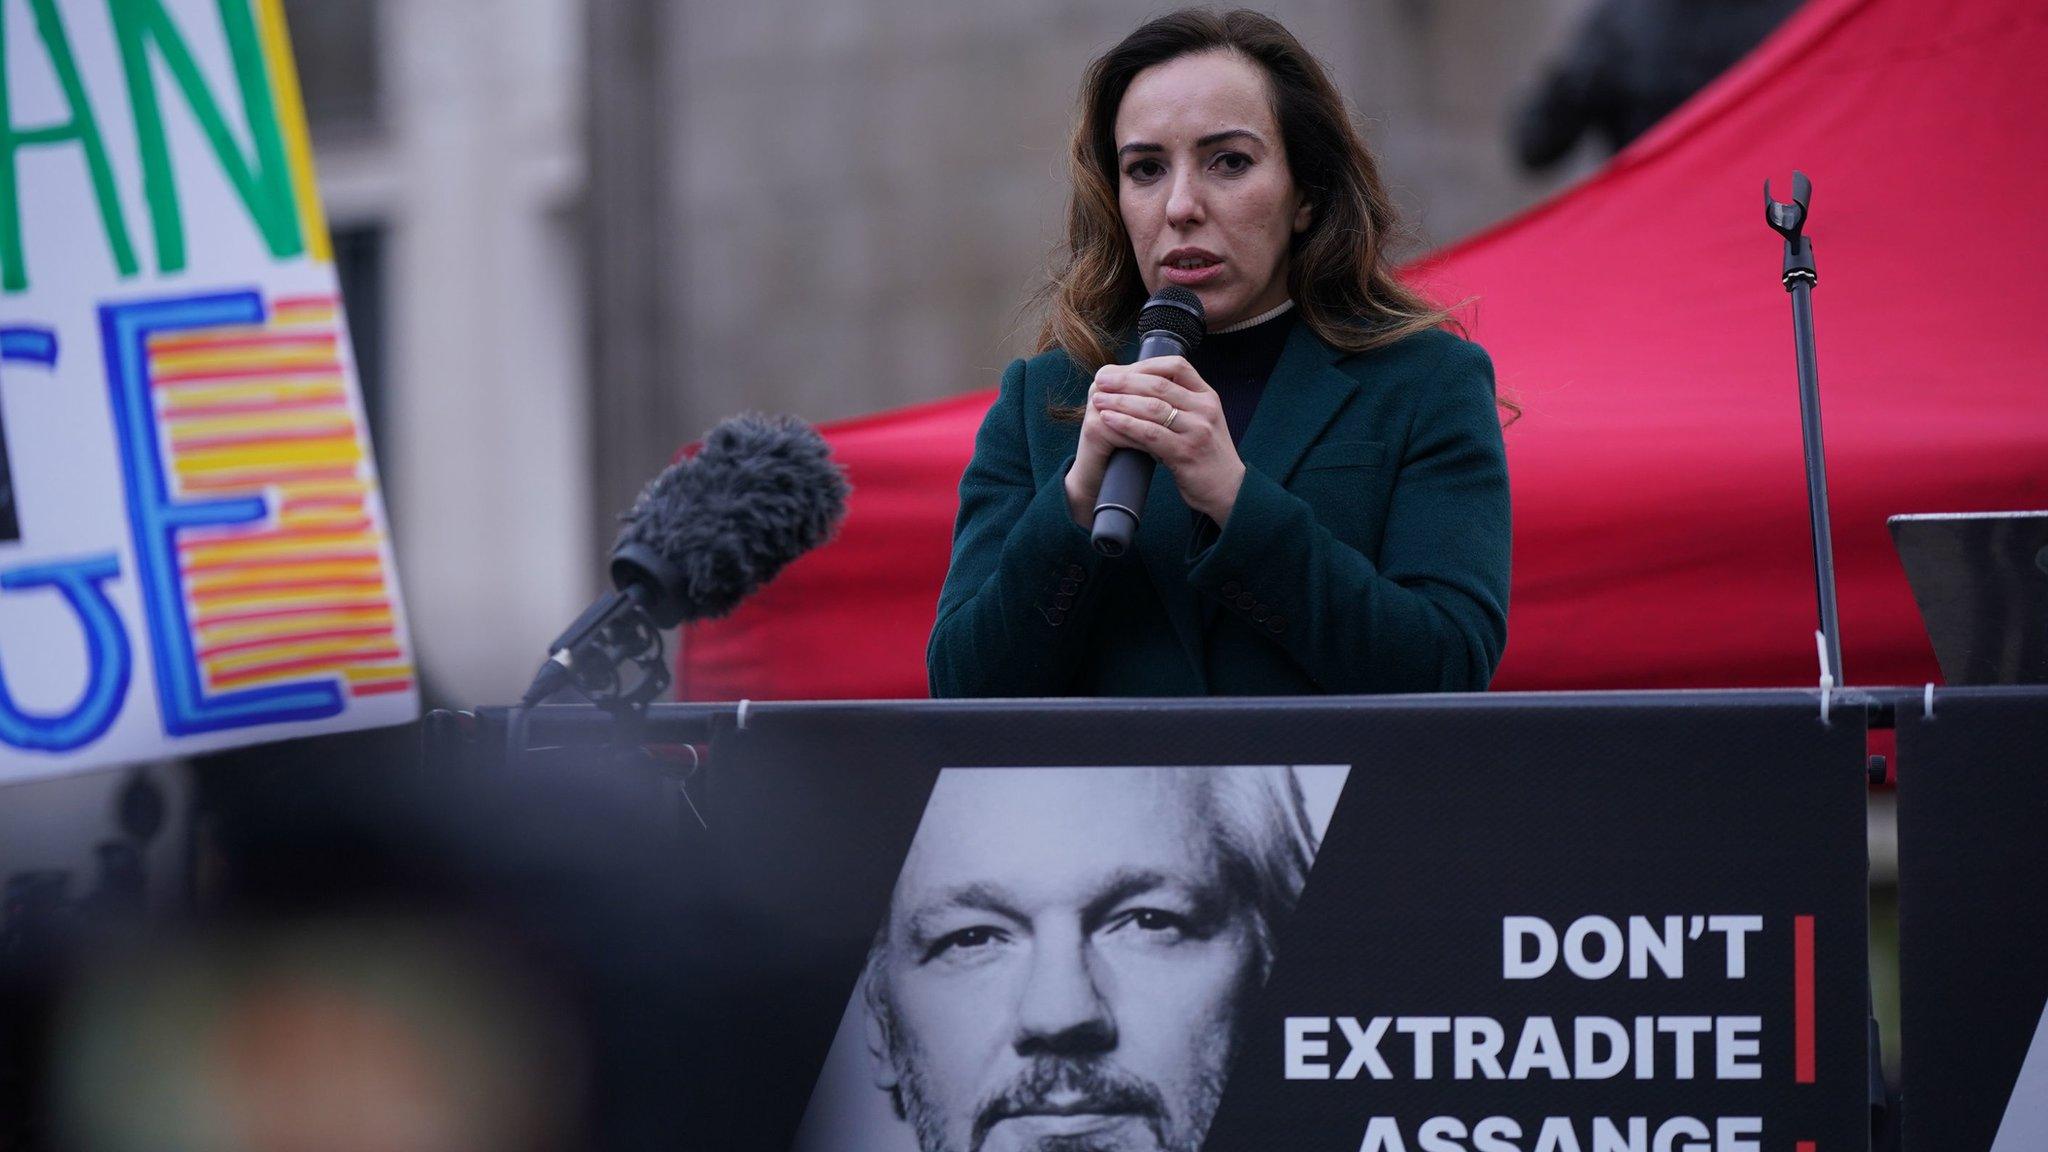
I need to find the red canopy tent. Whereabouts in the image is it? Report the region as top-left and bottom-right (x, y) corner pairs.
(679, 0), (2048, 700)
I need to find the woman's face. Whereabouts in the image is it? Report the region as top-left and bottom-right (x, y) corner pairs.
(1114, 50), (1310, 332)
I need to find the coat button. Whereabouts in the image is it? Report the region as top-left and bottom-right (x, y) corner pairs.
(1252, 605), (1269, 622)
(1055, 593), (1073, 609)
(1222, 580), (1242, 598)
(1236, 593), (1256, 610)
(1047, 608), (1066, 626)
(1267, 616), (1287, 634)
(1067, 564), (1083, 579)
(1059, 579), (1078, 594)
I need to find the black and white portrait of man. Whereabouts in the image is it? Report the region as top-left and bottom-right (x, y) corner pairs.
(795, 764), (1346, 1152)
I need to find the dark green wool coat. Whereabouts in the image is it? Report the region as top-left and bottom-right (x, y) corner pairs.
(927, 322), (1510, 697)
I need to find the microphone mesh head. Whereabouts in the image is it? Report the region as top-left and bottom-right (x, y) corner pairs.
(1137, 286), (1206, 353)
(613, 413), (849, 624)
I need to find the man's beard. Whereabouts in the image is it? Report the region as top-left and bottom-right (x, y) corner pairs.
(888, 1037), (1229, 1152)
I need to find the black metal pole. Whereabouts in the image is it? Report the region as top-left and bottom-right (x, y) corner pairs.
(1766, 172), (1846, 685)
(1790, 280), (1845, 682)
(1767, 174), (1883, 1147)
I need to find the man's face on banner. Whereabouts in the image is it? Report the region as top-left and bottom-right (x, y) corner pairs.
(866, 768), (1262, 1152)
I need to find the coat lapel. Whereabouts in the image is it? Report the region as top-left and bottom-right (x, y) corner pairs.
(1194, 322), (1360, 631)
(1236, 320), (1362, 487)
(1133, 321), (1361, 674)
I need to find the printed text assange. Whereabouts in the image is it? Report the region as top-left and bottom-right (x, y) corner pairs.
(1348, 1114), (1764, 1152)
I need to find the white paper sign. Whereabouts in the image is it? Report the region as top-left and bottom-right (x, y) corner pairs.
(0, 0), (415, 782)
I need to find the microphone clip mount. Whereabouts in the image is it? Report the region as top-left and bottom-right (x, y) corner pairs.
(527, 586), (673, 723)
(563, 600), (672, 716)
(1765, 171), (1817, 289)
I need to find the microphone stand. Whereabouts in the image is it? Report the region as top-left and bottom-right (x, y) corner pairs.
(1765, 172), (1845, 686)
(1768, 171), (1889, 1145)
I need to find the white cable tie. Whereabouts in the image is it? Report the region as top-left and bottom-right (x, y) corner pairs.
(1815, 631), (1834, 724)
(736, 698), (753, 731)
(1923, 682), (1936, 720)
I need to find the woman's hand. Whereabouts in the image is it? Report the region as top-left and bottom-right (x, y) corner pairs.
(1069, 355), (1245, 526)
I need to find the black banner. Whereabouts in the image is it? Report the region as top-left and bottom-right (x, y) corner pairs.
(1897, 687), (2048, 1150)
(700, 693), (1870, 1152)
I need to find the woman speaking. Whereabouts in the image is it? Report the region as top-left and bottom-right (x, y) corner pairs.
(928, 9), (1511, 698)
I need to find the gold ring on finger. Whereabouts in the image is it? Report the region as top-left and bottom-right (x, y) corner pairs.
(1161, 406), (1179, 431)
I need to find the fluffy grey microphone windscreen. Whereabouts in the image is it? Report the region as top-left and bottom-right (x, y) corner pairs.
(613, 413), (850, 622)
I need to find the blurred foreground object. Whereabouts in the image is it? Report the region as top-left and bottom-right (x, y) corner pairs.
(19, 728), (812, 1152)
(55, 924), (581, 1152)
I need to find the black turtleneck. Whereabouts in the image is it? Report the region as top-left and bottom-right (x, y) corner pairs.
(1188, 305), (1296, 446)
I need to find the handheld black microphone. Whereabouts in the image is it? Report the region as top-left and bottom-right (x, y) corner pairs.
(520, 412), (850, 707)
(1090, 287), (1206, 556)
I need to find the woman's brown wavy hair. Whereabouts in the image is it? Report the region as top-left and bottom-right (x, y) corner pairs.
(1034, 8), (1459, 380)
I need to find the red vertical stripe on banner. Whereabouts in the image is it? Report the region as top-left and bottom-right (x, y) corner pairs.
(1797, 1142), (1817, 1151)
(1795, 914), (1817, 1084)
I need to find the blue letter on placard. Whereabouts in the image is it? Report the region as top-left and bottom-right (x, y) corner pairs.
(0, 326), (58, 364)
(100, 291), (343, 735)
(0, 325), (59, 543)
(0, 555), (130, 751)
